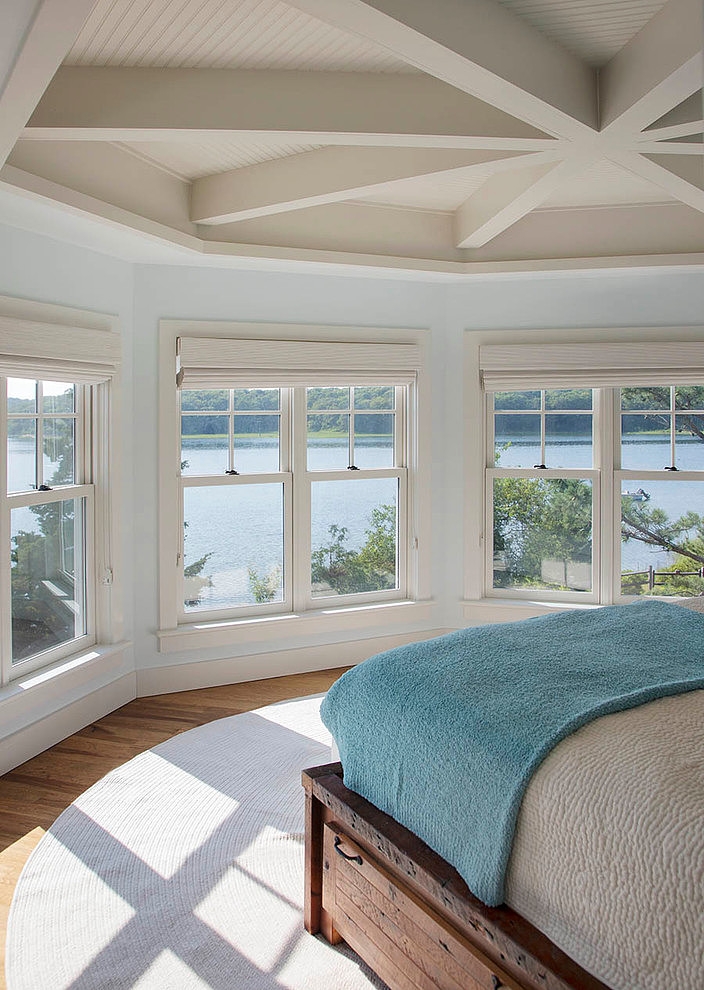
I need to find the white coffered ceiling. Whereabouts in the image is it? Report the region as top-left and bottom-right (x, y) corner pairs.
(0, 0), (701, 274)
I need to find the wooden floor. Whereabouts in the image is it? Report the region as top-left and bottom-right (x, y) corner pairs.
(0, 667), (346, 990)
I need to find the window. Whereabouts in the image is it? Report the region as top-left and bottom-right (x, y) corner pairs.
(178, 384), (407, 618)
(480, 339), (704, 604)
(0, 300), (121, 684)
(160, 325), (427, 646)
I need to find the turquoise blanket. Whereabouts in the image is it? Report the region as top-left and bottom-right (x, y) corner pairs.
(320, 599), (704, 905)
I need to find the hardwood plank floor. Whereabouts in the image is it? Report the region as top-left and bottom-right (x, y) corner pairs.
(0, 667), (346, 990)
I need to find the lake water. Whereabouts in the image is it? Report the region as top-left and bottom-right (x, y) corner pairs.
(9, 435), (703, 610)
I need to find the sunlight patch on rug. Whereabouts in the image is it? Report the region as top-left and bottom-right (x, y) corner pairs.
(6, 695), (386, 990)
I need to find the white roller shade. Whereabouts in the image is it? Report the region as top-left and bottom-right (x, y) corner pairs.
(177, 336), (420, 388)
(480, 342), (704, 390)
(0, 317), (121, 383)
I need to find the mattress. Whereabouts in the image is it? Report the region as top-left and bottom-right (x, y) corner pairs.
(505, 687), (704, 990)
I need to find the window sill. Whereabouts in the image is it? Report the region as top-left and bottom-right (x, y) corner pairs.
(157, 599), (436, 654)
(462, 598), (602, 625)
(0, 642), (132, 728)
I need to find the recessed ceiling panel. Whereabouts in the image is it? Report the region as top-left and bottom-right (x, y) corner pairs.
(539, 159), (674, 209)
(496, 0), (669, 67)
(116, 138), (324, 180)
(66, 0), (415, 71)
(357, 166), (498, 212)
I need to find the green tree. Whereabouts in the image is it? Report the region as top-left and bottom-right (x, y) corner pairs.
(312, 504), (396, 595)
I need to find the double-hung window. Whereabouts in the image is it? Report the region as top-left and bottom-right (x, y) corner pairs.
(480, 339), (704, 604)
(162, 329), (425, 637)
(0, 302), (120, 682)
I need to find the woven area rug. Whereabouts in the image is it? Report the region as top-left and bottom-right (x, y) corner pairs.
(5, 695), (385, 990)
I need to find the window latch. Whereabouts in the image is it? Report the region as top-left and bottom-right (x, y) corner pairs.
(664, 465), (678, 471)
(533, 464), (547, 470)
(225, 469), (239, 476)
(347, 465), (360, 471)
(38, 484), (52, 491)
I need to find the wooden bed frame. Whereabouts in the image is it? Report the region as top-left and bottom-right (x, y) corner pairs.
(303, 763), (611, 990)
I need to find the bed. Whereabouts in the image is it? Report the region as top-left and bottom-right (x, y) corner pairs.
(303, 598), (704, 990)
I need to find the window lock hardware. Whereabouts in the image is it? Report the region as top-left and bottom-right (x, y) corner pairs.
(533, 464), (547, 470)
(225, 469), (240, 475)
(347, 465), (360, 471)
(664, 465), (678, 471)
(37, 484), (52, 491)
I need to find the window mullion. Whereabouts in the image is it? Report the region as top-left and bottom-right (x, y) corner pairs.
(292, 387), (310, 611)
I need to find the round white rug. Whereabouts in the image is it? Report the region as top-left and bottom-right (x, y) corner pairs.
(6, 695), (386, 990)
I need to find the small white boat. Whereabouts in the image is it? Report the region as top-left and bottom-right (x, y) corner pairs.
(621, 488), (650, 501)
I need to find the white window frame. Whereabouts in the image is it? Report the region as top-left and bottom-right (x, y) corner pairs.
(464, 327), (704, 615)
(158, 321), (431, 654)
(0, 296), (122, 685)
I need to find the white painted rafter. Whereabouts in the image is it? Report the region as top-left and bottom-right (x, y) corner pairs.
(284, 0), (598, 137)
(454, 157), (591, 248)
(25, 66), (555, 150)
(612, 152), (704, 214)
(191, 147), (543, 224)
(599, 0), (702, 133)
(0, 0), (97, 168)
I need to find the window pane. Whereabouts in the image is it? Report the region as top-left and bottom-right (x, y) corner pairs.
(494, 414), (540, 467)
(43, 417), (75, 485)
(493, 390), (540, 411)
(311, 478), (398, 597)
(8, 418), (36, 493)
(42, 382), (75, 414)
(183, 484), (284, 611)
(675, 386), (704, 410)
(8, 378), (36, 413)
(11, 498), (86, 663)
(545, 389), (592, 410)
(492, 477), (592, 592)
(621, 480), (704, 596)
(621, 387), (670, 410)
(354, 386), (394, 410)
(621, 414), (671, 469)
(675, 415), (704, 469)
(354, 413), (394, 468)
(232, 388), (280, 411)
(307, 414), (349, 470)
(181, 389), (228, 412)
(545, 414), (592, 469)
(307, 387), (349, 410)
(234, 413), (280, 472)
(181, 415), (229, 475)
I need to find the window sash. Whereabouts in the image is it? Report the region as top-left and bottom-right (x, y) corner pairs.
(485, 383), (704, 604)
(177, 384), (409, 620)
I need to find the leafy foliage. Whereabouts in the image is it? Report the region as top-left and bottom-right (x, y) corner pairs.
(311, 504), (396, 596)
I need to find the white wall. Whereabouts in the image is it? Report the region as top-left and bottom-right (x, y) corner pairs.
(0, 224), (136, 771)
(132, 265), (451, 690)
(1, 215), (704, 764)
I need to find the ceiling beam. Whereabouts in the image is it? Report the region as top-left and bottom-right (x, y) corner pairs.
(454, 158), (590, 249)
(612, 152), (704, 214)
(284, 0), (597, 138)
(191, 147), (544, 224)
(599, 0), (703, 134)
(0, 0), (97, 168)
(25, 66), (556, 152)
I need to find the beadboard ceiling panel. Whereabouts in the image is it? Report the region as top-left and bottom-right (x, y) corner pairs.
(539, 159), (675, 208)
(65, 0), (415, 71)
(496, 0), (669, 66)
(116, 138), (323, 180)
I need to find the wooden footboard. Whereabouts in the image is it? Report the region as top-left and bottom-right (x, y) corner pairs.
(303, 763), (610, 990)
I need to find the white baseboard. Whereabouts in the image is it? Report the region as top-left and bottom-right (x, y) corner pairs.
(0, 672), (136, 775)
(137, 627), (450, 697)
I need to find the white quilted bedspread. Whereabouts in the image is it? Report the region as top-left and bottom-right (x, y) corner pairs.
(505, 688), (704, 990)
